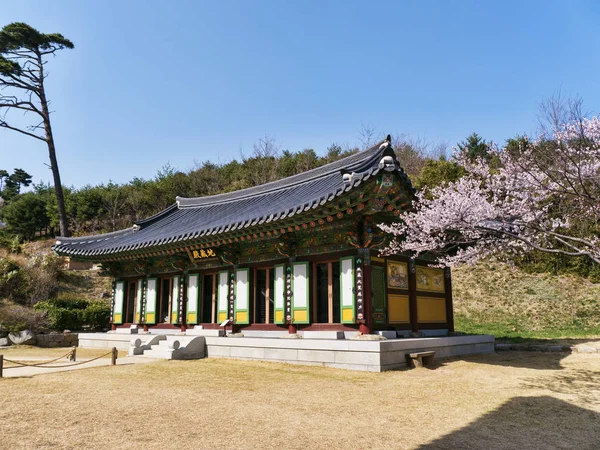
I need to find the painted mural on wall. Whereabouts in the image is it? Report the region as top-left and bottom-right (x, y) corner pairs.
(387, 261), (408, 289)
(416, 266), (445, 293)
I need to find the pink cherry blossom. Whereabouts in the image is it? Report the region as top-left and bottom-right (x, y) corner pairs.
(381, 117), (600, 266)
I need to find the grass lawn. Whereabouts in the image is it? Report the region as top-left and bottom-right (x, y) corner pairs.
(455, 316), (600, 343)
(1, 352), (600, 449)
(0, 345), (128, 359)
(452, 262), (600, 344)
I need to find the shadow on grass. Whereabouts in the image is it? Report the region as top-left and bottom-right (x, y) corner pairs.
(523, 369), (600, 406)
(447, 351), (569, 370)
(495, 336), (600, 347)
(418, 396), (600, 450)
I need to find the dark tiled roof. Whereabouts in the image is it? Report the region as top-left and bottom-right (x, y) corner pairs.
(53, 138), (412, 258)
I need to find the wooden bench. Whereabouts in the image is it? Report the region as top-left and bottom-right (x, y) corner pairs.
(406, 351), (436, 368)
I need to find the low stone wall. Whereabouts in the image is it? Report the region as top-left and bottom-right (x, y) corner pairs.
(76, 332), (495, 371)
(36, 333), (79, 348)
(204, 335), (495, 372)
(495, 343), (600, 353)
(78, 333), (136, 350)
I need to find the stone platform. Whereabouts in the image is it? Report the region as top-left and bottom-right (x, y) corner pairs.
(77, 332), (494, 372)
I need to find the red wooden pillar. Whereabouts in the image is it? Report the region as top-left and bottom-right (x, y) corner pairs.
(360, 263), (373, 334)
(110, 280), (117, 331)
(229, 269), (238, 334)
(444, 267), (454, 332)
(180, 273), (187, 332)
(284, 261), (297, 334)
(141, 277), (149, 332)
(408, 259), (419, 332)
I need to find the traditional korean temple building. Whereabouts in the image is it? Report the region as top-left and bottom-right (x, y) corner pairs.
(53, 137), (454, 336)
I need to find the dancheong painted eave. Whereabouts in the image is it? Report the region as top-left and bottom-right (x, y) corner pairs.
(52, 136), (415, 260)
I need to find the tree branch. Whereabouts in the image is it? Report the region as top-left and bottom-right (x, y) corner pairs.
(0, 120), (46, 141)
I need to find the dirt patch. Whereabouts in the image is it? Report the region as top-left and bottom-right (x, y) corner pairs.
(1, 352), (599, 449)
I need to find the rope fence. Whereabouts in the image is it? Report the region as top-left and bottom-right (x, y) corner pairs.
(0, 347), (118, 378)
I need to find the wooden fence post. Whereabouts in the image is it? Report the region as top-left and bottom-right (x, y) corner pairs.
(0, 354), (3, 378)
(70, 346), (77, 362)
(111, 347), (117, 366)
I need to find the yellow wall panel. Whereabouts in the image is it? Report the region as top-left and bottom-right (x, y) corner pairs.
(417, 297), (447, 323)
(342, 308), (354, 323)
(218, 312), (228, 323)
(388, 294), (410, 323)
(187, 312), (197, 323)
(294, 310), (308, 323)
(113, 313), (122, 324)
(236, 311), (248, 323)
(275, 310), (284, 323)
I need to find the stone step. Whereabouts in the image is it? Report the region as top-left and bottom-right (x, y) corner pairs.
(141, 349), (172, 358)
(186, 328), (224, 337)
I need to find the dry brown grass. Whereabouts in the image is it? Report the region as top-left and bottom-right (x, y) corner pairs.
(1, 345), (127, 361)
(453, 262), (600, 337)
(1, 352), (600, 449)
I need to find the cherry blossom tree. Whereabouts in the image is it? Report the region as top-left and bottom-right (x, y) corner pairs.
(381, 116), (600, 266)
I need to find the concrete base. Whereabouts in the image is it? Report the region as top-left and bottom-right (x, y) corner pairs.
(301, 331), (345, 340)
(80, 333), (148, 350)
(186, 327), (225, 337)
(377, 330), (398, 339)
(79, 332), (494, 371)
(114, 326), (139, 334)
(203, 334), (494, 372)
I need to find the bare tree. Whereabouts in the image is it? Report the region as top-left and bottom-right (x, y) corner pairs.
(392, 133), (430, 177)
(538, 90), (589, 136)
(242, 135), (280, 186)
(0, 22), (74, 237)
(358, 122), (378, 149)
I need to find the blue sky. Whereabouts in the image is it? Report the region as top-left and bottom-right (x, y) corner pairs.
(1, 0), (599, 188)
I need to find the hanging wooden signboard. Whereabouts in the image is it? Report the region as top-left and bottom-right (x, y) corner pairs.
(186, 247), (218, 263)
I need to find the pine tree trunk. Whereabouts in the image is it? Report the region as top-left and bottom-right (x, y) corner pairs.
(38, 53), (70, 237)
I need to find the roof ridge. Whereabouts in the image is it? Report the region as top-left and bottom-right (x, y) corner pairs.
(55, 227), (135, 245)
(177, 138), (389, 208)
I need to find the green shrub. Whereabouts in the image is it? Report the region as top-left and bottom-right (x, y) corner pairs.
(0, 303), (48, 333)
(0, 258), (26, 301)
(83, 301), (111, 329)
(35, 297), (111, 331)
(23, 253), (63, 304)
(47, 294), (89, 310)
(0, 231), (22, 253)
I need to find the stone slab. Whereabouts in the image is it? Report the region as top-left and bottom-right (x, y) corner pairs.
(186, 328), (225, 337)
(377, 330), (398, 339)
(78, 332), (494, 372)
(301, 331), (345, 340)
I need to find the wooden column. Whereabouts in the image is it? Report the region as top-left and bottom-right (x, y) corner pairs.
(408, 259), (418, 332)
(211, 274), (217, 324)
(229, 269), (236, 333)
(444, 267), (454, 332)
(141, 277), (148, 332)
(358, 248), (371, 335)
(110, 280), (117, 331)
(286, 262), (296, 334)
(327, 262), (333, 324)
(253, 269), (257, 324)
(360, 264), (372, 334)
(179, 273), (187, 332)
(311, 263), (317, 323)
(265, 269), (271, 324)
